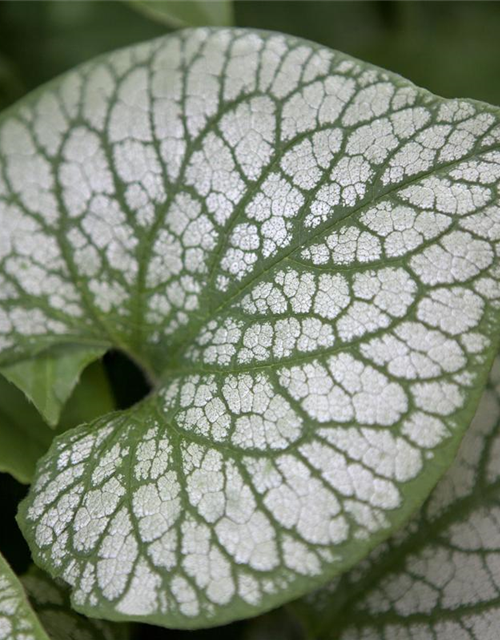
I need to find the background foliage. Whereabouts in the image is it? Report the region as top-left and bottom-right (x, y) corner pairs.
(1, 1), (500, 638)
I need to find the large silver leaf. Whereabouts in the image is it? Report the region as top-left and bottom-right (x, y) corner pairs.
(3, 28), (499, 627)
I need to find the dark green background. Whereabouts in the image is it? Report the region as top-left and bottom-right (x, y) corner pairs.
(1, 1), (499, 638)
(2, 1), (500, 111)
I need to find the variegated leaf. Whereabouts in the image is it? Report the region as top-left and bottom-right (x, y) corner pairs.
(3, 28), (500, 628)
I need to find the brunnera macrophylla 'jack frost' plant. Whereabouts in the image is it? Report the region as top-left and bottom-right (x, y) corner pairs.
(0, 26), (497, 629)
(0, 553), (127, 640)
(293, 356), (500, 640)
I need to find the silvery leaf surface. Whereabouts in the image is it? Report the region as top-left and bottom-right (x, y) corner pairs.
(4, 27), (500, 628)
(294, 356), (500, 640)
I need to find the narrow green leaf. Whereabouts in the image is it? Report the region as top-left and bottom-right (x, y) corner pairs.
(22, 566), (129, 640)
(0, 361), (115, 484)
(0, 375), (52, 484)
(0, 344), (106, 427)
(129, 0), (234, 27)
(0, 552), (50, 640)
(2, 28), (499, 628)
(293, 356), (500, 639)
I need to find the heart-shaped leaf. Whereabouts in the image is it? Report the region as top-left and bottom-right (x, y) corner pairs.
(5, 28), (500, 628)
(293, 356), (500, 640)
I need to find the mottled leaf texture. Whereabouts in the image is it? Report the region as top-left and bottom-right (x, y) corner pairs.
(294, 356), (500, 640)
(4, 27), (500, 628)
(129, 0), (234, 28)
(0, 553), (50, 640)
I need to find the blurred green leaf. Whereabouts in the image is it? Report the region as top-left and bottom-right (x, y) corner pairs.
(0, 1), (167, 93)
(0, 51), (23, 110)
(0, 360), (115, 484)
(129, 0), (234, 27)
(235, 1), (500, 107)
(61, 359), (116, 429)
(0, 377), (53, 486)
(353, 2), (500, 109)
(0, 345), (107, 427)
